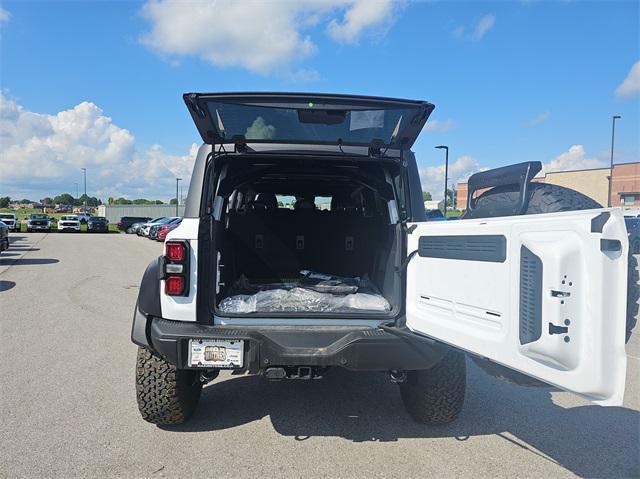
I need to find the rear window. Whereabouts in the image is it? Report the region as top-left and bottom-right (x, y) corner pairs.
(0, 214), (14, 219)
(207, 101), (413, 147)
(273, 195), (331, 210)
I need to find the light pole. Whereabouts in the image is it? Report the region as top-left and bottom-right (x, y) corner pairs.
(176, 178), (182, 216)
(607, 115), (621, 207)
(81, 167), (87, 210)
(74, 182), (79, 201)
(435, 145), (449, 216)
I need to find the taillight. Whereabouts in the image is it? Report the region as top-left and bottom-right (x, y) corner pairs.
(166, 242), (186, 262)
(165, 275), (185, 295)
(163, 240), (189, 296)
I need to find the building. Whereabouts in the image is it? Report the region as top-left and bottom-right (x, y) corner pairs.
(424, 199), (445, 211)
(612, 162), (640, 207)
(97, 204), (186, 223)
(456, 161), (640, 211)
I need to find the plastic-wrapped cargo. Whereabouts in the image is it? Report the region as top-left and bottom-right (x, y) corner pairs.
(219, 271), (391, 314)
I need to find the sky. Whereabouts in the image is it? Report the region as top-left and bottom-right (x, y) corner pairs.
(0, 0), (638, 202)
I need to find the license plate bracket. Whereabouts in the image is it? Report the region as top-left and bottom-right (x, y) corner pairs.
(188, 339), (244, 368)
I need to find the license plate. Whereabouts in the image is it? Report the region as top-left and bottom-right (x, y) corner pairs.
(188, 339), (244, 368)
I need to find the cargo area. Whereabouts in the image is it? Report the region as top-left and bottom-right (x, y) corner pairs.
(213, 155), (404, 317)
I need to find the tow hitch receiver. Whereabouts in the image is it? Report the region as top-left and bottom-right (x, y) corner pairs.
(264, 366), (325, 380)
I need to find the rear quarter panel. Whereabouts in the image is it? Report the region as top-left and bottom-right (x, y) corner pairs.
(160, 218), (200, 321)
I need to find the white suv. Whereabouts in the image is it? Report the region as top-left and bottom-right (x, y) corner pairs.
(75, 212), (92, 224)
(0, 213), (20, 233)
(131, 92), (633, 426)
(58, 215), (80, 232)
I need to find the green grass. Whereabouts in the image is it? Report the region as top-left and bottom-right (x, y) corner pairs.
(443, 209), (463, 218)
(1, 208), (120, 233)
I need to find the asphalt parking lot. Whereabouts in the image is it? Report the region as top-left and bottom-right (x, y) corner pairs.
(0, 232), (638, 478)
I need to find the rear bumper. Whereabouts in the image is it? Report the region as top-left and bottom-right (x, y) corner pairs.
(132, 309), (446, 373)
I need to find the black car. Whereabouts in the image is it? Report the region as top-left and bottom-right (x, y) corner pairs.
(118, 216), (151, 232)
(26, 213), (52, 232)
(0, 220), (8, 253)
(87, 216), (109, 233)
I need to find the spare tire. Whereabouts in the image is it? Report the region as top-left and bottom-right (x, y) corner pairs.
(465, 182), (637, 384)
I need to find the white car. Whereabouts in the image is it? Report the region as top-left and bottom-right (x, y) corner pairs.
(75, 212), (92, 224)
(58, 215), (81, 232)
(0, 213), (20, 233)
(138, 217), (168, 237)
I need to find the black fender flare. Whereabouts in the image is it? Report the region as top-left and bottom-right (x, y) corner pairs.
(131, 257), (163, 349)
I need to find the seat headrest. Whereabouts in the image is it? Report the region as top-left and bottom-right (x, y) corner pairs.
(254, 193), (278, 210)
(332, 194), (357, 213)
(294, 196), (315, 210)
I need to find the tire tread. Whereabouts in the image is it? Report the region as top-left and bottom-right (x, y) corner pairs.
(135, 347), (201, 425)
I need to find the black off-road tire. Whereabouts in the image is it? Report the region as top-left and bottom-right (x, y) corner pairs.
(135, 347), (202, 425)
(399, 349), (466, 425)
(467, 181), (637, 345)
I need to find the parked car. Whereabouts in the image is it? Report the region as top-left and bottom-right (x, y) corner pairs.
(87, 216), (109, 233)
(149, 217), (181, 240)
(132, 91), (632, 427)
(156, 218), (182, 241)
(625, 217), (640, 254)
(0, 220), (8, 253)
(118, 216), (152, 233)
(129, 221), (147, 235)
(58, 215), (81, 232)
(26, 213), (52, 232)
(0, 213), (20, 233)
(138, 217), (168, 237)
(75, 212), (92, 224)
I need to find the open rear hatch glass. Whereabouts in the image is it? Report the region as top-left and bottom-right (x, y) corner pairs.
(183, 92), (434, 150)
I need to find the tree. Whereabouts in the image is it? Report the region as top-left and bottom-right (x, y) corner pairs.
(169, 198), (178, 205)
(115, 197), (133, 205)
(41, 197), (53, 205)
(54, 193), (75, 205)
(445, 188), (454, 208)
(422, 191), (432, 201)
(108, 197), (115, 205)
(0, 197), (10, 208)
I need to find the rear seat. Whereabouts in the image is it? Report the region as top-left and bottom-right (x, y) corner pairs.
(225, 193), (382, 282)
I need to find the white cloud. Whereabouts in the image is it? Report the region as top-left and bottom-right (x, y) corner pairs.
(423, 119), (454, 133)
(326, 0), (394, 44)
(453, 14), (496, 42)
(615, 61), (640, 98)
(526, 111), (550, 127)
(419, 155), (486, 200)
(140, 0), (397, 75)
(472, 14), (495, 41)
(0, 93), (197, 201)
(541, 145), (605, 175)
(0, 7), (10, 23)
